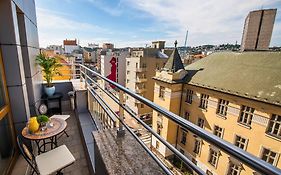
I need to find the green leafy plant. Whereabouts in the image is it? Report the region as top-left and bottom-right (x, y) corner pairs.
(37, 115), (49, 124)
(36, 53), (62, 87)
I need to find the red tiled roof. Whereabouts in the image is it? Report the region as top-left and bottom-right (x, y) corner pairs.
(64, 39), (77, 46)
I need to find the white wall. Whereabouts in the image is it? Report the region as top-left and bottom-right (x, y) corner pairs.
(64, 45), (79, 54)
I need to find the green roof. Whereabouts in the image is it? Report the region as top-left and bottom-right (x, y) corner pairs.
(185, 51), (281, 106)
(163, 48), (184, 73)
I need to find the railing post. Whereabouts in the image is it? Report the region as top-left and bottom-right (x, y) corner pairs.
(84, 67), (88, 89)
(80, 65), (83, 82)
(117, 90), (125, 137)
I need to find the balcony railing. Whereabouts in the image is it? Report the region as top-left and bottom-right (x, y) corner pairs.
(58, 63), (281, 175)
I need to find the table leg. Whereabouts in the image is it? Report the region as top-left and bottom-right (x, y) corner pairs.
(35, 140), (42, 155)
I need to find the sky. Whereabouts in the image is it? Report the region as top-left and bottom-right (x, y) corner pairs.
(36, 0), (281, 48)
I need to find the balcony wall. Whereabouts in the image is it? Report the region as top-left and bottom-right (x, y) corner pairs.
(0, 0), (41, 135)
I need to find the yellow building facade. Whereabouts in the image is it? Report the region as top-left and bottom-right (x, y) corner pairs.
(152, 50), (281, 175)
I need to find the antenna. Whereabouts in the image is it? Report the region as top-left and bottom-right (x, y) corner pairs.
(184, 30), (188, 48)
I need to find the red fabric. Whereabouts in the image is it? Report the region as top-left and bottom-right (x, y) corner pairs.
(106, 57), (117, 88)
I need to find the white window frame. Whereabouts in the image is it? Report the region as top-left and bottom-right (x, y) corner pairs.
(217, 99), (229, 116)
(234, 135), (248, 150)
(260, 147), (279, 166)
(227, 161), (242, 175)
(208, 148), (220, 168)
(213, 125), (224, 138)
(266, 114), (281, 139)
(199, 94), (209, 109)
(238, 105), (255, 126)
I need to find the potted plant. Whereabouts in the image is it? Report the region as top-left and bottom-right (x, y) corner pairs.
(36, 53), (62, 96)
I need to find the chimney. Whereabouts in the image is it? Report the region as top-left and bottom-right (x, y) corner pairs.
(240, 9), (276, 51)
(152, 41), (165, 50)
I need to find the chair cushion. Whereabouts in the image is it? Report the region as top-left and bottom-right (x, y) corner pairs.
(50, 115), (70, 121)
(35, 145), (75, 175)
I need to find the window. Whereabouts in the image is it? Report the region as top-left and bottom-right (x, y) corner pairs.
(156, 141), (160, 149)
(198, 118), (205, 128)
(267, 114), (281, 138)
(193, 139), (201, 154)
(238, 106), (255, 126)
(199, 94), (209, 109)
(234, 135), (248, 150)
(159, 86), (165, 98)
(227, 161), (241, 175)
(186, 89), (193, 104)
(126, 79), (129, 83)
(217, 99), (229, 116)
(140, 104), (144, 108)
(261, 148), (278, 165)
(157, 125), (161, 135)
(206, 170), (213, 175)
(136, 63), (138, 68)
(213, 125), (224, 138)
(184, 111), (190, 120)
(208, 149), (219, 167)
(127, 61), (130, 66)
(157, 113), (163, 135)
(181, 130), (187, 145)
(127, 70), (130, 74)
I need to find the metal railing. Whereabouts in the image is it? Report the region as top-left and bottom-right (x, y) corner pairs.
(66, 63), (281, 175)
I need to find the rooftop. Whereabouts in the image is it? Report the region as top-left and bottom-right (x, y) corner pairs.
(185, 51), (281, 106)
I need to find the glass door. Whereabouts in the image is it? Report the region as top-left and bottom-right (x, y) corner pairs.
(0, 50), (17, 174)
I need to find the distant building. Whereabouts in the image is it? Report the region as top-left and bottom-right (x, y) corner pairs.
(88, 43), (99, 49)
(152, 50), (281, 175)
(64, 39), (79, 54)
(102, 43), (114, 50)
(46, 45), (63, 54)
(83, 47), (98, 63)
(125, 41), (169, 118)
(241, 9), (276, 51)
(100, 49), (129, 88)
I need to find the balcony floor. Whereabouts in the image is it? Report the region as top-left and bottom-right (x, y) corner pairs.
(11, 111), (90, 175)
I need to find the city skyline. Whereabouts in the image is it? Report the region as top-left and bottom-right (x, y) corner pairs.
(36, 0), (281, 48)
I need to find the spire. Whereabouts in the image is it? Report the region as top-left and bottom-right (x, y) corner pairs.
(163, 40), (184, 73)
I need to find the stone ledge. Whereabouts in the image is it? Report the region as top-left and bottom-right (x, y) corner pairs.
(92, 128), (165, 175)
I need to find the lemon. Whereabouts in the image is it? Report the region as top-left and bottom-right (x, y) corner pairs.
(28, 117), (40, 133)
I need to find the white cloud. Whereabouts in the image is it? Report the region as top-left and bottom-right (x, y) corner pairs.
(126, 0), (281, 46)
(36, 0), (281, 48)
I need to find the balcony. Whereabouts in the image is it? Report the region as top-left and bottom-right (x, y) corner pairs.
(9, 63), (281, 175)
(135, 67), (147, 72)
(3, 1), (281, 175)
(136, 78), (147, 83)
(136, 87), (147, 93)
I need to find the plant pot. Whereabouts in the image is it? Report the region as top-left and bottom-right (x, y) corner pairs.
(44, 86), (55, 96)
